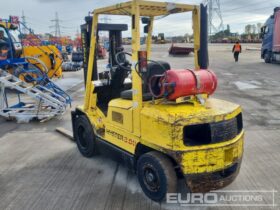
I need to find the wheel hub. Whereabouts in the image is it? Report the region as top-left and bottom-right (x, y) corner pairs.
(143, 165), (160, 192)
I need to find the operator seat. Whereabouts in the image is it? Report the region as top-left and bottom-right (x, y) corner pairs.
(120, 61), (170, 101)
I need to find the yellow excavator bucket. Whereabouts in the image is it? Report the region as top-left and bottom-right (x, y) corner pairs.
(22, 45), (63, 78)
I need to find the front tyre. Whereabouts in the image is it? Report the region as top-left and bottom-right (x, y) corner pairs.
(74, 115), (98, 157)
(137, 151), (177, 201)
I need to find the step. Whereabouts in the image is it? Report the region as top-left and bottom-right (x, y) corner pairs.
(2, 75), (13, 80)
(0, 69), (68, 122)
(13, 81), (23, 86)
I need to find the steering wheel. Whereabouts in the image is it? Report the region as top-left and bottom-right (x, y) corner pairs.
(115, 51), (132, 71)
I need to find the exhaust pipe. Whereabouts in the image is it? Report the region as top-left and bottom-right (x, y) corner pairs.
(198, 3), (209, 69)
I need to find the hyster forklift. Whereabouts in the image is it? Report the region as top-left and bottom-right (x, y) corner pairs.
(72, 0), (244, 201)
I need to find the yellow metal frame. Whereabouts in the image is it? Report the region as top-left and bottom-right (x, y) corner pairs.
(94, 1), (195, 16)
(79, 0), (244, 177)
(84, 0), (201, 129)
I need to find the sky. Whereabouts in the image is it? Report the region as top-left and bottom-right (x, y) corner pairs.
(1, 0), (279, 38)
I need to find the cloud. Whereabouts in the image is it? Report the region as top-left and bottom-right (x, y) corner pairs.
(37, 0), (77, 2)
(1, 0), (279, 37)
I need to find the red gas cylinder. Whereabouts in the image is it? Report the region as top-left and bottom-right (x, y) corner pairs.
(149, 69), (218, 100)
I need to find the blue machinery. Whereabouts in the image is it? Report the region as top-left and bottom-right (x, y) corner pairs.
(0, 67), (70, 122)
(0, 18), (71, 122)
(0, 58), (71, 122)
(0, 58), (71, 105)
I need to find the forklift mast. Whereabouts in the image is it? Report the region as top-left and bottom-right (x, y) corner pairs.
(80, 16), (128, 82)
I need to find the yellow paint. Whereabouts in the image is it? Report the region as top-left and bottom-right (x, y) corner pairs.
(108, 99), (133, 132)
(131, 0), (142, 136)
(77, 0), (244, 181)
(0, 22), (63, 78)
(94, 1), (195, 16)
(84, 14), (98, 112)
(105, 124), (140, 154)
(23, 45), (63, 78)
(0, 21), (12, 29)
(180, 132), (244, 174)
(140, 98), (242, 150)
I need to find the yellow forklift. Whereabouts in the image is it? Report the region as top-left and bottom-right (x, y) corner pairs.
(72, 0), (244, 201)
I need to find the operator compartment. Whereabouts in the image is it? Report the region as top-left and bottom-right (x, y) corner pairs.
(120, 61), (171, 101)
(81, 20), (134, 114)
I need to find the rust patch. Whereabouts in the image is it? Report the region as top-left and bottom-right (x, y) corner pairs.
(96, 128), (105, 136)
(155, 144), (242, 194)
(185, 159), (242, 193)
(160, 148), (185, 168)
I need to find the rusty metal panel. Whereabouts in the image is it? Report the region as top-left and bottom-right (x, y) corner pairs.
(180, 132), (244, 174)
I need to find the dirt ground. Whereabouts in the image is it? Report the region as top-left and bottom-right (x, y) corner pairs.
(0, 43), (279, 210)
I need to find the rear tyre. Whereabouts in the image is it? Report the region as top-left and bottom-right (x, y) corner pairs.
(264, 52), (271, 63)
(74, 115), (98, 157)
(137, 151), (177, 201)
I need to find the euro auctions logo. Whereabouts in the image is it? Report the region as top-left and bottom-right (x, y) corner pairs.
(166, 190), (278, 207)
(167, 192), (218, 205)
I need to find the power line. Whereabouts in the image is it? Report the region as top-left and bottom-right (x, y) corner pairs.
(222, 0), (277, 14)
(99, 15), (112, 38)
(50, 12), (62, 37)
(21, 11), (28, 34)
(207, 0), (224, 35)
(100, 15), (112, 24)
(223, 5), (276, 21)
